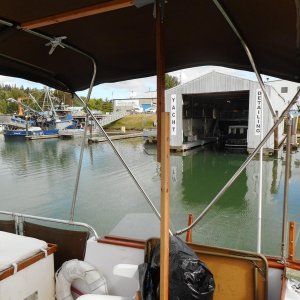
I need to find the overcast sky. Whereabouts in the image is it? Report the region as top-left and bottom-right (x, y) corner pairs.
(0, 65), (273, 101)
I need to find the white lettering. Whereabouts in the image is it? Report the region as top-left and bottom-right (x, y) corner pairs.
(255, 89), (263, 136)
(171, 94), (177, 136)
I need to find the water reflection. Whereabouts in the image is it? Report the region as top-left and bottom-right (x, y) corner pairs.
(1, 139), (77, 174)
(168, 146), (300, 256)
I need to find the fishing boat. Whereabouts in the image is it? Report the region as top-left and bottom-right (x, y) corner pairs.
(2, 110), (60, 140)
(0, 1), (300, 300)
(2, 92), (77, 140)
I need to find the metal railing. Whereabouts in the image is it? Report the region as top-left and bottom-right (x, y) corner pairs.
(0, 210), (99, 239)
(98, 111), (130, 126)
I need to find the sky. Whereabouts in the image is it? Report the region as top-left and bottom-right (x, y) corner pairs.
(0, 65), (274, 101)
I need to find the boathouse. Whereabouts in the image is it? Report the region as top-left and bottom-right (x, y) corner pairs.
(166, 71), (298, 153)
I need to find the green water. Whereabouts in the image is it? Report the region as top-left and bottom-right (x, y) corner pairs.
(1, 135), (300, 258)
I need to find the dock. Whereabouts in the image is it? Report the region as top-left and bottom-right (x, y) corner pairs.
(88, 132), (143, 143)
(171, 137), (217, 152)
(26, 134), (59, 140)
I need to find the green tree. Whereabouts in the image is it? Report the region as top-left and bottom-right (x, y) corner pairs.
(87, 98), (112, 113)
(165, 74), (180, 90)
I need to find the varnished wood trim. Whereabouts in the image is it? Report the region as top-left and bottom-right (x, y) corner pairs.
(186, 214), (193, 243)
(0, 243), (57, 281)
(98, 235), (145, 249)
(21, 0), (134, 30)
(160, 112), (170, 300)
(280, 271), (287, 299)
(289, 221), (296, 260)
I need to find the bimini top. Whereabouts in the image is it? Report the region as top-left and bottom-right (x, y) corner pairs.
(0, 0), (299, 92)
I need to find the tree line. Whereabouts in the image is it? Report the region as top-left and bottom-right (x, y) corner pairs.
(0, 84), (113, 115)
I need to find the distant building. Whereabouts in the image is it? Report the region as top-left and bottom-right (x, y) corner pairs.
(113, 91), (156, 112)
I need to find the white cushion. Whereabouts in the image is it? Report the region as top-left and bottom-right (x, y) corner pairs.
(0, 231), (47, 271)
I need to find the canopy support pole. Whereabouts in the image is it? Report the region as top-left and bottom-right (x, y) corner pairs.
(280, 115), (292, 261)
(70, 59), (97, 222)
(156, 1), (170, 299)
(160, 112), (170, 300)
(257, 90), (264, 253)
(156, 0), (165, 163)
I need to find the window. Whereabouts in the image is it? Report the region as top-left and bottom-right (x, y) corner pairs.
(281, 87), (288, 93)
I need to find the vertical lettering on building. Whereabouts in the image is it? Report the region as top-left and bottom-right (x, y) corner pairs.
(171, 94), (177, 136)
(255, 89), (263, 136)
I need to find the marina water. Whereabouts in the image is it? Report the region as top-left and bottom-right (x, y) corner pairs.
(1, 135), (300, 258)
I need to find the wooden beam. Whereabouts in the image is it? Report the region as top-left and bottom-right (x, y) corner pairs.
(156, 0), (165, 162)
(288, 221), (296, 260)
(156, 3), (169, 298)
(160, 111), (170, 300)
(21, 0), (134, 30)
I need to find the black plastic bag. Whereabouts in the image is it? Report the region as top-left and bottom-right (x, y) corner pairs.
(139, 236), (215, 299)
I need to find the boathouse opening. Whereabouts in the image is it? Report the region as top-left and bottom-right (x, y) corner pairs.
(182, 90), (249, 148)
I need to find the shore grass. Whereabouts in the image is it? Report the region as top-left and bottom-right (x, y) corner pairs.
(105, 113), (157, 131)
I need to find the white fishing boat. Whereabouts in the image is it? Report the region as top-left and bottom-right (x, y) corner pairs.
(0, 1), (300, 300)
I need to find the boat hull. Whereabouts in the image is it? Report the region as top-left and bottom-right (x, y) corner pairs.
(3, 129), (59, 140)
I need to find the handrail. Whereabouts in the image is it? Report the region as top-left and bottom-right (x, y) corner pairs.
(0, 210), (99, 239)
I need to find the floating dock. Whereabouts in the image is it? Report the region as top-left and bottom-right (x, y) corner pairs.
(88, 132), (142, 143)
(26, 134), (59, 140)
(171, 137), (217, 152)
